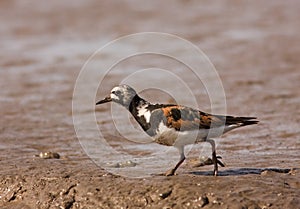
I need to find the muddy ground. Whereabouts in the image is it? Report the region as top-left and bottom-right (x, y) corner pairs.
(0, 0), (299, 208)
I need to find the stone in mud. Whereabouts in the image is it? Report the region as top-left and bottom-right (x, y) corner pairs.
(38, 152), (60, 159)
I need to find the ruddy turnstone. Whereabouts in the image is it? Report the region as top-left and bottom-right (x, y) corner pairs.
(96, 84), (258, 176)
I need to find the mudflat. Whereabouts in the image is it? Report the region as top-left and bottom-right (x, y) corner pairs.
(0, 1), (299, 208)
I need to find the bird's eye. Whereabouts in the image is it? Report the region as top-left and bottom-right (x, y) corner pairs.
(111, 90), (121, 95)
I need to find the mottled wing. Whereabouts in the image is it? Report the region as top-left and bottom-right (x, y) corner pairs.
(147, 104), (257, 133)
(159, 105), (225, 131)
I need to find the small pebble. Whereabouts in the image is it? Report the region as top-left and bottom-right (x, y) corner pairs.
(159, 190), (172, 199)
(106, 160), (137, 168)
(190, 156), (213, 167)
(199, 156), (213, 165)
(193, 195), (209, 207)
(38, 152), (60, 159)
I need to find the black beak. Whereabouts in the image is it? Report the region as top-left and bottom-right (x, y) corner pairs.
(96, 96), (112, 105)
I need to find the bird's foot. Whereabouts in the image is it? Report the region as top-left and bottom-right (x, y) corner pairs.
(193, 156), (226, 167)
(212, 155), (227, 176)
(216, 156), (225, 167)
(164, 169), (176, 176)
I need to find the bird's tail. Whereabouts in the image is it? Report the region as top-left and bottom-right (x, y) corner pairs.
(225, 116), (259, 127)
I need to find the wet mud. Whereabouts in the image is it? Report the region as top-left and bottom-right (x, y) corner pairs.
(0, 0), (299, 208)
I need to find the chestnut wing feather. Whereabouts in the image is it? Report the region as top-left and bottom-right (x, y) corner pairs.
(147, 104), (257, 132)
(159, 106), (225, 131)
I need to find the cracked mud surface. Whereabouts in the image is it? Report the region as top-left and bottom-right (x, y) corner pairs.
(1, 0), (300, 208)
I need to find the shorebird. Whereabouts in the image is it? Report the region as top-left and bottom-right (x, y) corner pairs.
(96, 84), (258, 176)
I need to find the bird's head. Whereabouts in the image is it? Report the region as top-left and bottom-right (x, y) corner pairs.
(96, 84), (137, 107)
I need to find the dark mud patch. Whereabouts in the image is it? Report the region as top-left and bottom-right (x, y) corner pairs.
(1, 0), (300, 208)
(190, 167), (297, 176)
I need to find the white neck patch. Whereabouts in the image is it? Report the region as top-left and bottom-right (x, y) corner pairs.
(137, 104), (151, 123)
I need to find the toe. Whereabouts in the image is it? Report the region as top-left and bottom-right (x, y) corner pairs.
(165, 169), (176, 176)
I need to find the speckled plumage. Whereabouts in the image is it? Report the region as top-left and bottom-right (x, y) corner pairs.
(96, 84), (258, 176)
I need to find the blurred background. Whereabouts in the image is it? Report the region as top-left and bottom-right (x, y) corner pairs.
(1, 0), (299, 164)
(0, 0), (299, 207)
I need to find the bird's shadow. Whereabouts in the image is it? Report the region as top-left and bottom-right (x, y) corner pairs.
(188, 167), (297, 176)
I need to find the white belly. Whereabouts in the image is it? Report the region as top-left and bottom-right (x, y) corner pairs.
(153, 122), (227, 148)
